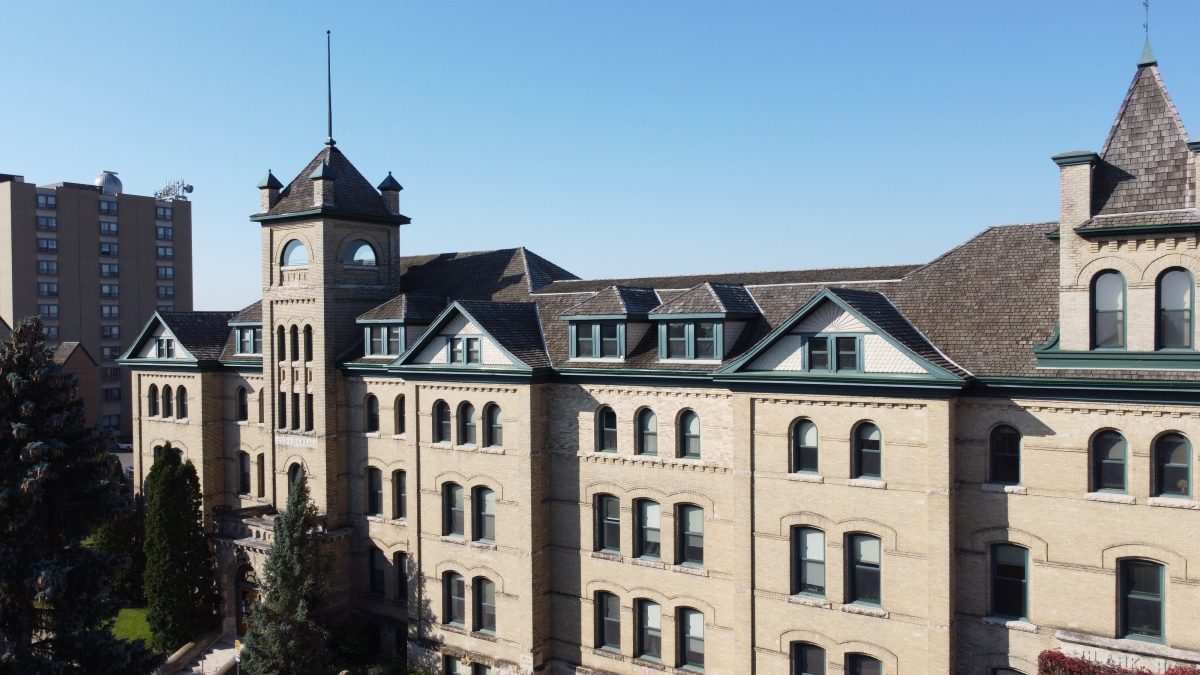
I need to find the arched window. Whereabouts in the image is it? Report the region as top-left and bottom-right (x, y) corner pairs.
(458, 403), (477, 445)
(237, 451), (251, 495)
(394, 395), (406, 435)
(991, 544), (1028, 619)
(634, 499), (661, 559)
(287, 463), (302, 499)
(989, 425), (1021, 485)
(594, 591), (621, 651)
(303, 325), (313, 361)
(392, 470), (406, 519)
(147, 384), (159, 416)
(484, 404), (503, 447)
(236, 386), (248, 421)
(365, 466), (383, 516)
(442, 571), (465, 625)
(594, 494), (620, 553)
(791, 419), (819, 473)
(846, 533), (882, 606)
(596, 406), (617, 452)
(367, 546), (386, 596)
(790, 642), (826, 675)
(1092, 430), (1127, 492)
(442, 483), (464, 536)
(678, 608), (705, 670)
(473, 577), (496, 633)
(257, 390), (264, 423)
(1092, 271), (1126, 349)
(637, 409), (657, 456)
(473, 486), (496, 542)
(852, 423), (882, 479)
(256, 453), (265, 498)
(276, 326), (286, 362)
(1120, 559), (1164, 641)
(161, 385), (173, 419)
(289, 326), (299, 361)
(281, 239), (309, 267)
(678, 410), (701, 459)
(364, 395), (379, 433)
(1154, 432), (1190, 498)
(676, 504), (703, 566)
(635, 599), (662, 660)
(176, 386), (188, 419)
(433, 401), (451, 443)
(846, 654), (883, 675)
(344, 239), (377, 267)
(791, 527), (826, 596)
(1158, 268), (1193, 349)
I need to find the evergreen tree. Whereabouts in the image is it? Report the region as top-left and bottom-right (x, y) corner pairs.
(90, 464), (146, 606)
(241, 467), (334, 675)
(0, 318), (161, 673)
(143, 443), (217, 652)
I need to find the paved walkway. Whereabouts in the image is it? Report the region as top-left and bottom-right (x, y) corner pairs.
(181, 635), (237, 675)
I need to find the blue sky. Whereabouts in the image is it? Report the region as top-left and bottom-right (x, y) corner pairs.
(3, 1), (1198, 310)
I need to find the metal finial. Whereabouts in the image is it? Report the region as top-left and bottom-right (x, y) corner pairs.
(1143, 0), (1150, 41)
(325, 30), (336, 147)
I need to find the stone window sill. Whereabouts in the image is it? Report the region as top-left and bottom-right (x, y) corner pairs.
(470, 541), (498, 551)
(982, 616), (1037, 633)
(631, 657), (666, 671)
(592, 647), (624, 661)
(982, 482), (1027, 495)
(1148, 496), (1199, 510)
(848, 478), (886, 490)
(362, 432), (381, 439)
(391, 433), (407, 440)
(439, 535), (466, 545)
(1085, 491), (1136, 505)
(470, 630), (498, 642)
(788, 594), (832, 609)
(441, 623), (468, 636)
(591, 551), (622, 562)
(631, 558), (666, 570)
(672, 564), (708, 577)
(789, 473), (824, 484)
(841, 603), (889, 619)
(1056, 629), (1200, 663)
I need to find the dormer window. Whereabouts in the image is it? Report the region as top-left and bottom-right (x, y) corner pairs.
(155, 337), (175, 358)
(805, 335), (860, 372)
(364, 325), (404, 357)
(236, 327), (263, 355)
(658, 321), (722, 361)
(571, 321), (624, 359)
(448, 337), (481, 365)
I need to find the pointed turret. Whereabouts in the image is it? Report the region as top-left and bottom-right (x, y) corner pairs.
(250, 145), (410, 225)
(377, 172), (403, 215)
(257, 170), (283, 211)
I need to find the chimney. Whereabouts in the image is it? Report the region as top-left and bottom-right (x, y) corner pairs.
(1189, 140), (1200, 207)
(309, 161), (336, 207)
(377, 172), (403, 215)
(257, 170), (283, 211)
(1051, 151), (1098, 235)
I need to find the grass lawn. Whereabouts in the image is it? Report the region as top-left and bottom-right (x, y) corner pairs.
(111, 607), (152, 644)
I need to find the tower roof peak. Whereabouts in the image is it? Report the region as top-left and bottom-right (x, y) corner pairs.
(1139, 39), (1157, 67)
(251, 145), (409, 225)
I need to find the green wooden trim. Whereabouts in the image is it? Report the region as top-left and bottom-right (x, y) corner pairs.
(250, 208), (410, 226)
(569, 320), (627, 359)
(227, 320), (263, 327)
(799, 333), (862, 373)
(1034, 349), (1200, 370)
(656, 320), (723, 361)
(1090, 270), (1127, 350)
(354, 317), (408, 325)
(1155, 267), (1195, 350)
(561, 314), (630, 321)
(648, 312), (754, 320)
(1075, 222), (1200, 237)
(392, 301), (533, 370)
(1051, 150), (1098, 166)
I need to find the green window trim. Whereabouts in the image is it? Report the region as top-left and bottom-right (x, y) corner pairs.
(1156, 268), (1195, 351)
(445, 336), (482, 365)
(656, 321), (723, 361)
(1153, 432), (1191, 499)
(1120, 559), (1165, 642)
(1091, 271), (1127, 351)
(990, 544), (1028, 620)
(1091, 430), (1128, 493)
(802, 333), (862, 372)
(364, 325), (405, 357)
(569, 321), (626, 359)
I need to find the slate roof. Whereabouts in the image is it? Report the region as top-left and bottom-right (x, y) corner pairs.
(561, 286), (661, 317)
(158, 311), (239, 361)
(1092, 63), (1193, 217)
(51, 341), (94, 366)
(358, 293), (448, 323)
(229, 300), (262, 324)
(399, 247), (577, 302)
(456, 301), (550, 369)
(1077, 207), (1200, 231)
(541, 264), (920, 294)
(650, 282), (760, 317)
(262, 146), (407, 223)
(826, 287), (968, 378)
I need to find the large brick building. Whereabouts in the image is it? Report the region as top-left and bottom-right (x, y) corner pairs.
(122, 48), (1200, 674)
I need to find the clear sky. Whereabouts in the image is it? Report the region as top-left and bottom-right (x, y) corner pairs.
(3, 1), (1197, 310)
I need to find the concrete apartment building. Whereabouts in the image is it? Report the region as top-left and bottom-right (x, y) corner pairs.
(122, 47), (1200, 674)
(0, 170), (192, 436)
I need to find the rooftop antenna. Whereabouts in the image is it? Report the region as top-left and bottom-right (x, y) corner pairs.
(324, 29), (333, 145)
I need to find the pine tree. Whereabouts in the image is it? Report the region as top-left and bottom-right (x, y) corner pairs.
(90, 464), (146, 606)
(241, 467), (334, 675)
(143, 443), (217, 653)
(0, 318), (161, 673)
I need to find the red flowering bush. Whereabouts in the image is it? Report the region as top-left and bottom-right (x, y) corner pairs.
(1038, 650), (1200, 675)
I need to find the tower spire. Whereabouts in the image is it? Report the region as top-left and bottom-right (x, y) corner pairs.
(1139, 1), (1157, 67)
(325, 30), (336, 146)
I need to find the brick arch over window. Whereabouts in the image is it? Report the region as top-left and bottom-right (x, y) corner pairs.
(979, 652), (1036, 675)
(431, 561), (508, 594)
(1073, 255), (1143, 288)
(776, 628), (836, 654)
(335, 232), (386, 265)
(969, 527), (1049, 561)
(1139, 252), (1200, 283)
(835, 641), (898, 673)
(777, 511), (837, 538)
(835, 518), (899, 552)
(1101, 543), (1187, 579)
(584, 580), (632, 598)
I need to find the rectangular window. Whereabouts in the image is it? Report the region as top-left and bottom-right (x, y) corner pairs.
(636, 600), (662, 660)
(157, 246), (174, 259)
(678, 608), (704, 671)
(100, 242), (119, 256)
(991, 544), (1028, 619)
(290, 393), (300, 430)
(366, 468), (383, 516)
(101, 325), (120, 339)
(836, 336), (859, 370)
(99, 200), (118, 215)
(37, 260), (57, 275)
(473, 489), (496, 542)
(575, 322), (595, 357)
(595, 591), (621, 650)
(807, 336), (829, 370)
(44, 325), (59, 339)
(238, 453), (251, 495)
(158, 304), (174, 313)
(156, 205), (173, 221)
(100, 263), (119, 277)
(474, 579), (496, 633)
(678, 504), (704, 566)
(157, 286), (175, 299)
(394, 552), (408, 603)
(635, 500), (661, 559)
(304, 393), (313, 431)
(38, 282), (58, 297)
(387, 326), (402, 355)
(694, 321), (717, 359)
(369, 547), (386, 596)
(101, 346), (120, 362)
(101, 304), (119, 319)
(393, 470), (407, 519)
(36, 216), (57, 231)
(1122, 560), (1164, 641)
(807, 335), (860, 372)
(599, 323), (620, 357)
(155, 337), (174, 358)
(277, 392), (287, 429)
(444, 656), (463, 675)
(661, 321), (722, 360)
(38, 304), (58, 318)
(792, 527), (826, 596)
(448, 337), (481, 364)
(36, 193), (56, 209)
(99, 221), (119, 236)
(101, 414), (120, 429)
(156, 225), (174, 240)
(101, 284), (119, 298)
(595, 494), (620, 553)
(36, 238), (57, 253)
(667, 322), (688, 358)
(103, 387), (121, 402)
(443, 484), (464, 536)
(847, 534), (882, 606)
(102, 367), (120, 381)
(445, 574), (465, 625)
(574, 322), (623, 358)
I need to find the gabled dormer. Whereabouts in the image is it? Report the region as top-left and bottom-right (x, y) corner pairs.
(224, 301), (263, 364)
(386, 301), (549, 376)
(119, 311), (238, 369)
(560, 285), (660, 361)
(353, 292), (447, 360)
(1044, 45), (1200, 369)
(648, 282), (758, 362)
(717, 288), (967, 385)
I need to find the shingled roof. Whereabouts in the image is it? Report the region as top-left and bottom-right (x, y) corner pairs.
(561, 286), (661, 317)
(650, 282), (760, 316)
(229, 300), (262, 324)
(256, 146), (409, 224)
(540, 264), (919, 294)
(358, 293), (448, 323)
(456, 301), (550, 369)
(159, 311), (239, 361)
(826, 287), (969, 378)
(400, 248), (577, 302)
(1092, 62), (1193, 217)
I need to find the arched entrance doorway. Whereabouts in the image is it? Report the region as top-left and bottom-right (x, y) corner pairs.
(236, 564), (259, 637)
